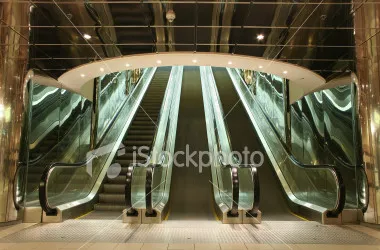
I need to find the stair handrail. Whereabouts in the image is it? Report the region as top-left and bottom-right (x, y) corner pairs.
(125, 67), (183, 216)
(200, 66), (260, 217)
(209, 76), (260, 217)
(14, 106), (90, 211)
(38, 67), (156, 216)
(229, 68), (346, 217)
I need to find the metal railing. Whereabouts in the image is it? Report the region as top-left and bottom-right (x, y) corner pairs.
(38, 68), (156, 216)
(228, 67), (346, 217)
(125, 66), (183, 217)
(200, 66), (260, 217)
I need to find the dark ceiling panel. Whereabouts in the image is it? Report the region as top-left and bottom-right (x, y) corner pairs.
(245, 4), (277, 26)
(115, 27), (153, 43)
(118, 45), (155, 55)
(197, 4), (215, 26)
(172, 3), (196, 26)
(174, 44), (196, 52)
(174, 27), (194, 44)
(231, 3), (250, 27)
(197, 27), (212, 44)
(21, 0), (361, 78)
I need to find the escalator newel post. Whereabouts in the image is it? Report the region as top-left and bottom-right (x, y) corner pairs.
(125, 164), (138, 216)
(145, 164), (158, 217)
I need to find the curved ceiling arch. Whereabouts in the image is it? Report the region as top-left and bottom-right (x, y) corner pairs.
(58, 52), (326, 103)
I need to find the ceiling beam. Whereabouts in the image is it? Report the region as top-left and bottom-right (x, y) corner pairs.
(219, 0), (235, 53)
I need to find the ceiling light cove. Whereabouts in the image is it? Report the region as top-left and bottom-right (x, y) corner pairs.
(59, 52), (325, 105)
(83, 34), (91, 40)
(100, 68), (104, 72)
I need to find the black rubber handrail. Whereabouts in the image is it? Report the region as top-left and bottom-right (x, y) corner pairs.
(38, 70), (146, 216)
(262, 101), (345, 217)
(209, 67), (260, 217)
(217, 154), (260, 218)
(14, 106), (90, 211)
(144, 123), (171, 217)
(324, 146), (368, 212)
(212, 117), (239, 217)
(247, 166), (260, 217)
(125, 69), (172, 217)
(39, 156), (95, 215)
(207, 68), (243, 217)
(13, 162), (27, 210)
(234, 69), (346, 217)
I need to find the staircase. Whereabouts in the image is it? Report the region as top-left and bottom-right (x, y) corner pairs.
(94, 67), (171, 211)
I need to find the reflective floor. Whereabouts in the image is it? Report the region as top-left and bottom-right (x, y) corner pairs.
(0, 212), (379, 249)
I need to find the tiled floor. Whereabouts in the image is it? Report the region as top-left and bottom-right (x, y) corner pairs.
(0, 243), (379, 250)
(0, 218), (379, 249)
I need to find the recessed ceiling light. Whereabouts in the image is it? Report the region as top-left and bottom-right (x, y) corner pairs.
(283, 70), (288, 74)
(157, 60), (162, 64)
(257, 34), (265, 41)
(258, 65), (263, 69)
(228, 61), (232, 65)
(126, 63), (131, 67)
(83, 34), (91, 40)
(100, 67), (104, 72)
(192, 59), (197, 63)
(80, 74), (85, 78)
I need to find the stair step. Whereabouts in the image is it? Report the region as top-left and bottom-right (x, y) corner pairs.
(128, 129), (155, 135)
(129, 125), (156, 130)
(133, 117), (156, 121)
(96, 71), (169, 211)
(94, 203), (125, 211)
(127, 135), (154, 140)
(114, 159), (144, 166)
(107, 175), (126, 184)
(124, 140), (152, 145)
(132, 121), (157, 125)
(99, 193), (125, 203)
(117, 153), (148, 159)
(103, 184), (125, 193)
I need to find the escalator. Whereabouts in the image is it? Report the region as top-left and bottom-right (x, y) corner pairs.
(18, 90), (90, 207)
(169, 66), (215, 220)
(213, 67), (301, 221)
(95, 67), (171, 211)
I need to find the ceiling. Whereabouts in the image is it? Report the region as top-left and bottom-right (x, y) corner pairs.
(2, 0), (361, 79)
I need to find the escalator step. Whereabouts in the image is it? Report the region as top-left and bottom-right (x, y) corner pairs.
(132, 121), (157, 125)
(96, 69), (170, 212)
(107, 176), (126, 184)
(128, 130), (155, 135)
(94, 204), (125, 211)
(114, 159), (144, 165)
(127, 135), (154, 140)
(103, 184), (124, 193)
(117, 153), (148, 160)
(129, 125), (156, 130)
(99, 193), (125, 203)
(124, 140), (152, 145)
